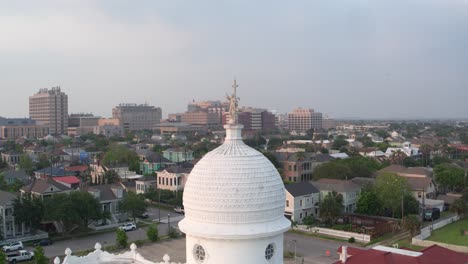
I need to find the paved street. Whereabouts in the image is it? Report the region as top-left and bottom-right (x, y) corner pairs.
(33, 222), (347, 264)
(26, 207), (183, 258)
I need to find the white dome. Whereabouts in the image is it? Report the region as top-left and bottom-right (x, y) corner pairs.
(179, 124), (290, 239)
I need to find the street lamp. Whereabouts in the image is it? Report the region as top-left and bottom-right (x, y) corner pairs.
(292, 239), (297, 264)
(158, 188), (161, 223)
(168, 213), (171, 233)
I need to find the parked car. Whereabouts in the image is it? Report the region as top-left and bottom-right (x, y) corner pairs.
(5, 250), (33, 263)
(137, 212), (149, 219)
(34, 239), (52, 247)
(424, 208), (441, 221)
(118, 222), (137, 232)
(2, 242), (23, 252)
(174, 206), (184, 214)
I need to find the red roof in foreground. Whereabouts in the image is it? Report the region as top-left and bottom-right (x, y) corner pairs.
(64, 165), (88, 172)
(54, 176), (81, 185)
(335, 245), (468, 264)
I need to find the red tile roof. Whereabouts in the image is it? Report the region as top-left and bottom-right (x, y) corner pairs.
(54, 176), (81, 185)
(335, 245), (468, 264)
(64, 165), (88, 172)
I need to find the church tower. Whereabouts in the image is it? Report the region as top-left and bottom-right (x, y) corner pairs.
(179, 80), (291, 264)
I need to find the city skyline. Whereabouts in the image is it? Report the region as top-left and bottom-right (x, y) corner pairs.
(1, 1), (467, 119)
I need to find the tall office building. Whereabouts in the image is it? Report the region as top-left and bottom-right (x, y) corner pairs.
(29, 87), (68, 135)
(287, 108), (323, 132)
(112, 103), (162, 131)
(222, 107), (276, 132)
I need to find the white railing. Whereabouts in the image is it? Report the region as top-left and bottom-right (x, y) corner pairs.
(411, 215), (468, 253)
(1, 231), (48, 244)
(294, 225), (371, 242)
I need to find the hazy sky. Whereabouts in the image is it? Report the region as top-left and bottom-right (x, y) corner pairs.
(1, 0), (467, 119)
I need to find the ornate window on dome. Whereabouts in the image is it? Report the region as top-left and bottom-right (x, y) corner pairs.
(265, 243), (275, 260)
(193, 244), (206, 262)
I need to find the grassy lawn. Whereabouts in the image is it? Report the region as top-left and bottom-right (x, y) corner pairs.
(428, 218), (468, 246)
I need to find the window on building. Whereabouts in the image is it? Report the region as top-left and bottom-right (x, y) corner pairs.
(265, 244), (275, 260)
(286, 200), (289, 207)
(300, 200), (302, 206)
(193, 244), (206, 262)
(288, 165), (292, 171)
(299, 213), (302, 219)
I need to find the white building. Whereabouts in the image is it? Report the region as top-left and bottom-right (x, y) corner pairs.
(285, 183), (320, 223)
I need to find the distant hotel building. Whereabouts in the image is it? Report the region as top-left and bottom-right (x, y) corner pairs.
(167, 100), (227, 130)
(29, 87), (68, 135)
(67, 113), (122, 137)
(288, 108), (323, 132)
(112, 103), (162, 131)
(322, 115), (337, 130)
(0, 117), (49, 139)
(222, 107), (276, 132)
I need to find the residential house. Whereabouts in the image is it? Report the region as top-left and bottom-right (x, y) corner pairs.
(139, 153), (173, 175)
(82, 184), (127, 226)
(54, 176), (81, 189)
(135, 176), (157, 194)
(0, 191), (30, 239)
(312, 179), (361, 213)
(20, 177), (72, 199)
(64, 165), (88, 178)
(274, 152), (334, 183)
(3, 169), (31, 185)
(34, 167), (76, 179)
(376, 165), (436, 199)
(156, 166), (192, 192)
(162, 148), (194, 163)
(285, 183), (320, 223)
(1, 151), (23, 166)
(385, 142), (420, 158)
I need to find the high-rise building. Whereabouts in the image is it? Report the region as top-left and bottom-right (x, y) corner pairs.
(180, 111), (221, 129)
(29, 87), (68, 135)
(112, 103), (162, 131)
(287, 108), (323, 132)
(222, 107), (276, 132)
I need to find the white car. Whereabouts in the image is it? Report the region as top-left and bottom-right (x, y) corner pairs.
(2, 241), (23, 252)
(118, 223), (136, 232)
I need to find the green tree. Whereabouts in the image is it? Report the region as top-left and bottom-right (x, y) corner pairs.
(18, 155), (34, 175)
(104, 170), (120, 184)
(43, 193), (75, 233)
(0, 250), (5, 264)
(434, 164), (465, 192)
(313, 162), (352, 180)
(118, 192), (148, 221)
(451, 198), (468, 217)
(116, 229), (128, 248)
(302, 215), (314, 228)
(33, 246), (48, 264)
(319, 192), (343, 226)
(13, 195), (44, 231)
(402, 215), (421, 241)
(375, 173), (411, 218)
(103, 144), (140, 170)
(146, 224), (159, 242)
(332, 138), (349, 150)
(68, 191), (107, 228)
(356, 185), (381, 215)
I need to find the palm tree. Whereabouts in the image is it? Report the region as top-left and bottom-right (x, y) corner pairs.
(451, 198), (468, 218)
(420, 144), (432, 167)
(390, 149), (406, 165)
(402, 215), (421, 241)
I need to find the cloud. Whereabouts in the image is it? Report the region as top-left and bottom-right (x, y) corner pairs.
(0, 10), (191, 58)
